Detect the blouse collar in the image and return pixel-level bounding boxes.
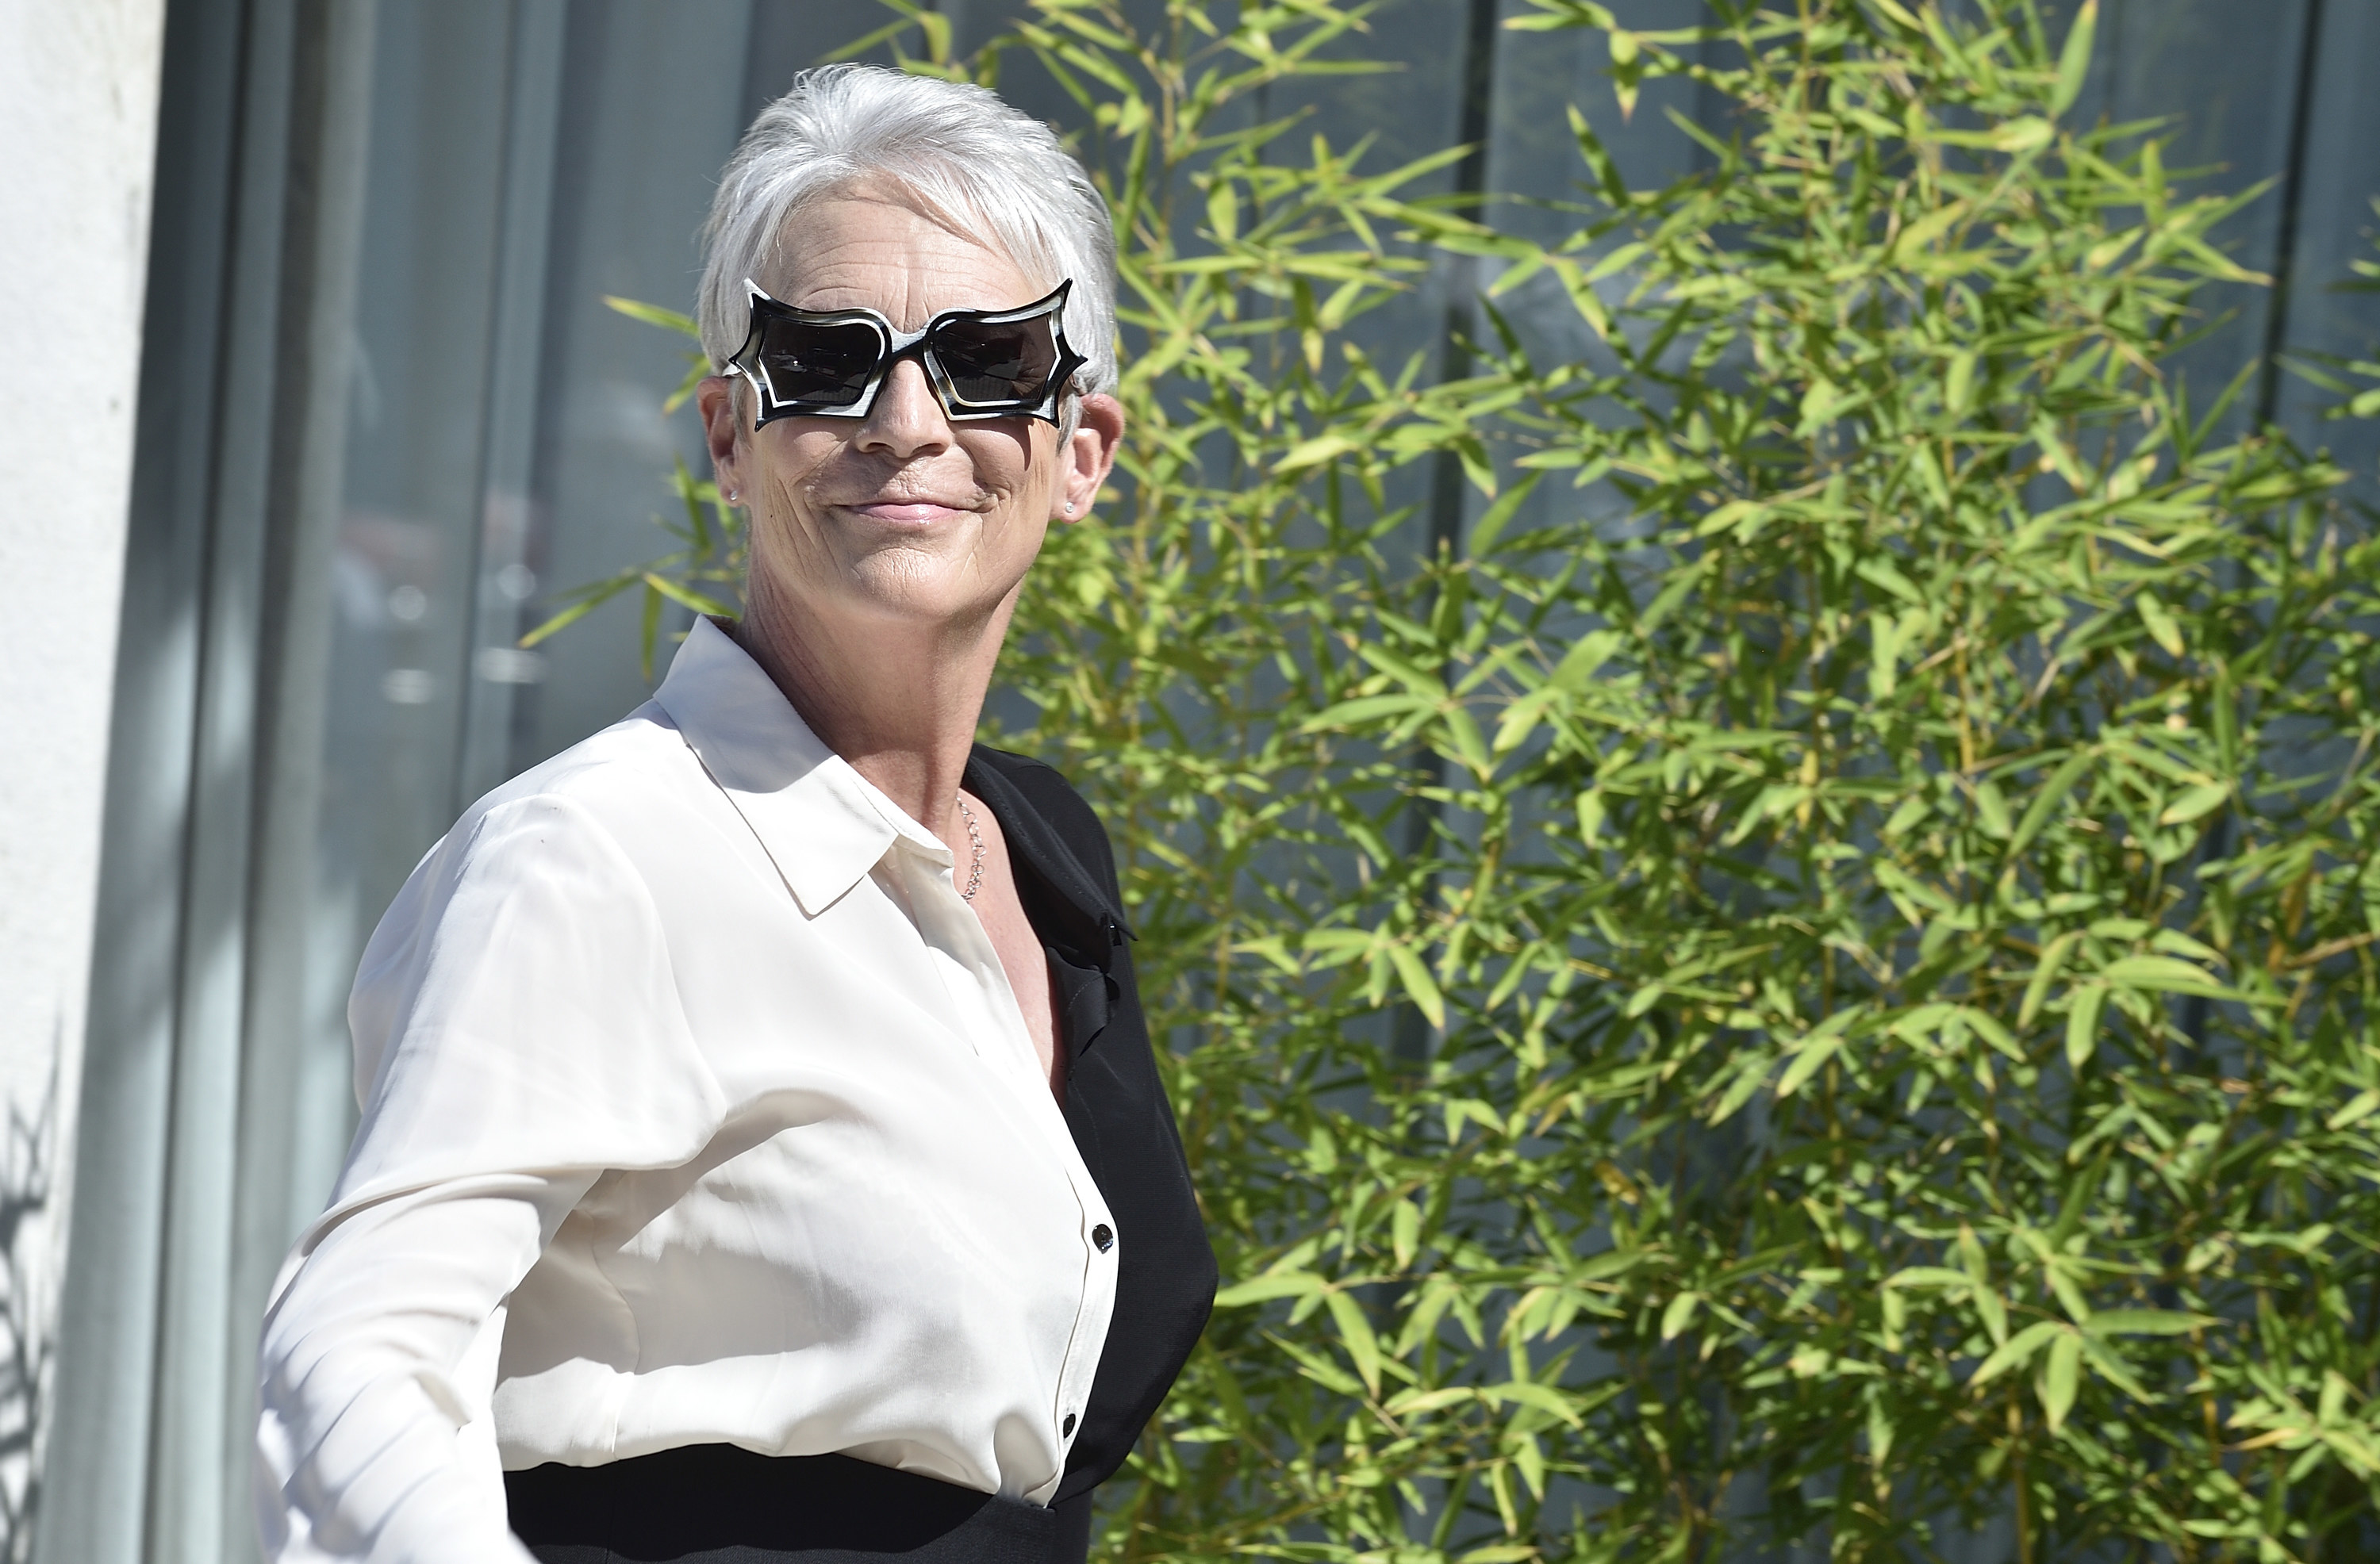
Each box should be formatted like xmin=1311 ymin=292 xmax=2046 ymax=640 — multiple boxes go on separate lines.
xmin=651 ymin=617 xmax=1130 ymax=953
xmin=651 ymin=616 xmax=949 ymax=917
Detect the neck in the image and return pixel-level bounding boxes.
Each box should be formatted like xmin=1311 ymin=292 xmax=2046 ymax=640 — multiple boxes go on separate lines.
xmin=733 ymin=569 xmax=1013 ymax=838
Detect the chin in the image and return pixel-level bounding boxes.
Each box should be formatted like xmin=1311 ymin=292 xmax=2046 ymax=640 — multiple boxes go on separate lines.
xmin=834 ymin=570 xmax=1017 ymax=633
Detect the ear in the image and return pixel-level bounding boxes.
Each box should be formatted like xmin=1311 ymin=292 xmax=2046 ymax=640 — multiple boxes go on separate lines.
xmin=1053 ymin=393 xmax=1124 ymax=523
xmin=697 ymin=374 xmax=747 ymax=504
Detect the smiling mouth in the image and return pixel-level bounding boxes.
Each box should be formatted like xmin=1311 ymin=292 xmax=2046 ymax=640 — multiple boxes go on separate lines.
xmin=844 ymin=498 xmax=979 ymax=523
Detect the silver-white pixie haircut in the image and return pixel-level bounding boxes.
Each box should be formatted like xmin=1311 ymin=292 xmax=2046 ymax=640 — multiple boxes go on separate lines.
xmin=697 ymin=65 xmax=1119 ymax=404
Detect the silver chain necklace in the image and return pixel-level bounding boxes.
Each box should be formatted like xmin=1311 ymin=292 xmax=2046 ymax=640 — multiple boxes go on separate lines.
xmin=954 ymin=795 xmax=986 ymax=903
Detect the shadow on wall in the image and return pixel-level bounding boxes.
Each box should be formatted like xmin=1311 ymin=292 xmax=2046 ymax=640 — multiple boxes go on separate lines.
xmin=0 ymin=1063 xmax=53 ymax=1564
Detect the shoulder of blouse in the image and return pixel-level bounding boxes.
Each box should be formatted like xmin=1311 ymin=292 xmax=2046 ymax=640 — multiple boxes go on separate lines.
xmin=964 ymin=746 xmax=1130 ymax=947
xmin=334 ymin=713 xmax=735 ymax=1214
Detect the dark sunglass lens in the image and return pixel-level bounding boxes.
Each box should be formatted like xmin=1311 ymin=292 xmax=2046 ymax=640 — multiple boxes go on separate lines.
xmin=757 ymin=320 xmax=881 ymax=408
xmin=934 ymin=318 xmax=1058 ymax=406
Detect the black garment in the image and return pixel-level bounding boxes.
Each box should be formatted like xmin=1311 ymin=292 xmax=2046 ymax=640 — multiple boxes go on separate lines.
xmin=509 ymin=748 xmax=1215 ymax=1561
xmin=509 ymin=1447 xmax=1092 ymax=1564
xmin=965 ymin=744 xmax=1217 ymax=1501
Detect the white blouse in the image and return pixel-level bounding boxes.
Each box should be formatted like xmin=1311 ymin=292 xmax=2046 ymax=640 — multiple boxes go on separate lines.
xmin=254 ymin=618 xmax=1119 ymax=1564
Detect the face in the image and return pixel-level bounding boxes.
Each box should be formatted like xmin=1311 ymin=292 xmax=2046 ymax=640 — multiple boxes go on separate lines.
xmin=698 ymin=188 xmax=1120 ymax=645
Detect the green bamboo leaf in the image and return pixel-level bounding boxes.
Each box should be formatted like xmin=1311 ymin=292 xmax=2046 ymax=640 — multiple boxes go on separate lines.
xmin=1391 ymin=1199 xmax=1422 ymax=1270
xmin=1971 ymin=1320 xmax=2064 ymax=1386
xmin=1491 ymin=687 xmax=1563 ymax=756
xmin=2086 ymin=1309 xmax=2213 ymax=1336
xmin=2021 ymin=932 xmax=2080 ymax=1030
xmin=1974 ymin=779 xmax=2013 ymax=839
xmin=1323 ymin=1289 xmax=1383 ymax=1397
xmin=2159 ymin=781 xmax=2230 ymax=825
xmin=1214 ymin=1272 xmax=1327 ymax=1308
xmin=517 ymin=574 xmax=638 ymax=647
xmin=1298 ymin=694 xmax=1435 ymax=731
xmin=1695 ymin=498 xmax=1766 ymax=538
xmin=1890 ymin=200 xmax=1967 ymax=264
xmin=1868 ymin=608 xmax=1906 ymax=697
xmin=640 ymin=572 xmax=737 ymax=618
xmin=1393 ymin=1276 xmax=1463 ymax=1356
xmin=1437 ymin=706 xmax=1494 ymax=778
xmin=2040 ymin=1328 xmax=2082 ymax=1433
xmin=1485 ymin=1381 xmax=1587 ymax=1428
xmin=2077 ymin=1336 xmax=2154 ymax=1399
xmin=1944 ymin=348 xmax=1979 ymax=414
xmin=2102 ymin=955 xmax=2227 ymax=995
xmin=1549 ymin=630 xmax=1626 ymax=692
xmin=1958 ymin=1006 xmax=2025 ymax=1063
xmin=2328 ymin=1088 xmax=2380 ymax=1131
xmin=1974 ymin=1286 xmax=2010 ymax=1349
xmin=1706 ymin=1052 xmax=1775 ymax=1125
xmin=2136 ymin=592 xmax=2186 ymax=657
xmin=1777 ymin=1032 xmax=1847 ymax=1098
xmin=2065 ymin=982 xmax=2108 ymax=1071
xmin=1988 ymin=116 xmax=2054 ymax=152
xmin=1608 ymin=29 xmax=1640 ymax=120
xmin=639 ymin=579 xmax=663 ymax=681
xmin=2050 ymin=0 xmax=2097 ymax=117
xmin=1385 ymin=1385 xmax=1475 ymax=1418
xmin=2007 ymin=749 xmax=2094 ymax=858
xmin=1511 ymin=1431 xmax=1546 ymax=1499
xmin=818 ymin=3 xmax=934 ymax=64
xmin=1466 ymin=470 xmax=1545 ymax=555
xmin=1384 ymin=940 xmax=1448 ymax=1029
xmin=1275 ymin=431 xmax=1361 ymax=472
xmin=602 ymin=293 xmax=700 ymax=339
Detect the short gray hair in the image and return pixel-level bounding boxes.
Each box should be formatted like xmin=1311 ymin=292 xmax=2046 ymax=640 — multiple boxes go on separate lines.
xmin=697 ymin=65 xmax=1119 ymax=403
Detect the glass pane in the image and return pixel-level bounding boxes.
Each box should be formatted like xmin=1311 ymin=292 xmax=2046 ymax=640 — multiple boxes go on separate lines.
xmin=286 ymin=0 xmax=757 ymax=1234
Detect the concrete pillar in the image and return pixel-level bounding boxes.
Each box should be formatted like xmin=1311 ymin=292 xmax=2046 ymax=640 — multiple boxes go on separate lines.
xmin=0 ymin=0 xmax=170 ymax=1551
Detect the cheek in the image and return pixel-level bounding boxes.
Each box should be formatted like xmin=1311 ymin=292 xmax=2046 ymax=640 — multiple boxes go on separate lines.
xmin=753 ymin=431 xmax=839 ymax=504
xmin=960 ymin=426 xmax=1054 ymax=502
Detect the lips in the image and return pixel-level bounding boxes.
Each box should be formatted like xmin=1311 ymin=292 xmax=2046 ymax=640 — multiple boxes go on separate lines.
xmin=850 ymin=500 xmax=970 ymax=521
xmin=839 ymin=493 xmax=988 ymax=525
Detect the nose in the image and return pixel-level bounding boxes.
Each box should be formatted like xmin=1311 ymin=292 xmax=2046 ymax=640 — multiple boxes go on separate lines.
xmin=854 ymin=354 xmax=951 ymax=459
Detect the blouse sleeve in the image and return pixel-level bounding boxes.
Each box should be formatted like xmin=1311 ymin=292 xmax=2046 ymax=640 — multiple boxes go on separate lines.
xmin=255 ymin=793 xmax=727 ymax=1563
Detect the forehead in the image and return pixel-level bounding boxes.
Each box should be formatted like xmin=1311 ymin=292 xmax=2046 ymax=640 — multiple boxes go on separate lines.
xmin=771 ymin=189 xmax=1040 ymax=330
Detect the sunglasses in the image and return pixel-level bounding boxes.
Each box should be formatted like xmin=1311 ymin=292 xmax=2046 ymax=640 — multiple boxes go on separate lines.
xmin=724 ymin=278 xmax=1087 ymax=428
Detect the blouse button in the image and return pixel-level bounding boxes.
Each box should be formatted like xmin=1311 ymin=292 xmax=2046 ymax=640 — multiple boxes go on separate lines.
xmin=1062 ymin=1413 xmax=1077 ymax=1437
xmin=1092 ymin=1224 xmax=1114 ymax=1252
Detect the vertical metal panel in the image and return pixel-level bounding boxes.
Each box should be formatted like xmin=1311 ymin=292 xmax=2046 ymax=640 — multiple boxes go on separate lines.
xmin=145 ymin=0 xmax=363 ymax=1554
xmin=2099 ymin=0 xmax=2320 ymax=437
xmin=201 ymin=4 xmax=379 ymax=1556
xmin=2270 ymin=0 xmax=2380 ymax=487
xmin=39 ymin=0 xmax=260 ymax=1554
xmin=455 ymin=0 xmax=569 ymax=811
xmin=1393 ymin=0 xmax=1505 ymax=1068
xmin=2253 ymin=0 xmax=2330 ymax=428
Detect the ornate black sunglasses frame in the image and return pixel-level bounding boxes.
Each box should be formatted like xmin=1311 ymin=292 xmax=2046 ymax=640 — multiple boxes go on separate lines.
xmin=724 ymin=278 xmax=1086 ymax=428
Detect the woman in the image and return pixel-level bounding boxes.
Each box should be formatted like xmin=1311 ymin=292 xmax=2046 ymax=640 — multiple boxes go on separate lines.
xmin=255 ymin=65 xmax=1215 ymax=1564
